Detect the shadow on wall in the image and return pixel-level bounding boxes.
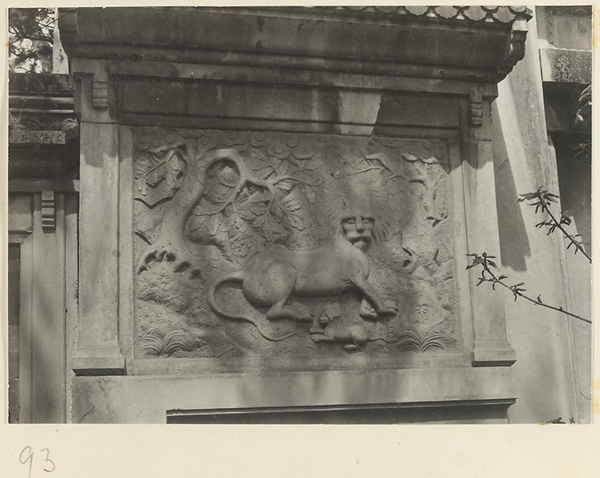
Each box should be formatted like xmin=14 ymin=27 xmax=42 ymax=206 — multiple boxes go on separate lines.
xmin=490 ymin=104 xmax=531 ymax=272
xmin=551 ymin=132 xmax=592 ymax=257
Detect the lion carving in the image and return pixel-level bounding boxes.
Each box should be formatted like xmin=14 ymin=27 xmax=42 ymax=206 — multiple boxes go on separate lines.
xmin=206 ymin=187 xmax=397 ymax=340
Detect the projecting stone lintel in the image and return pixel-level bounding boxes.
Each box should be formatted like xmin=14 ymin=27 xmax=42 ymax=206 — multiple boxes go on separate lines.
xmin=59 ymin=7 xmax=531 ymax=84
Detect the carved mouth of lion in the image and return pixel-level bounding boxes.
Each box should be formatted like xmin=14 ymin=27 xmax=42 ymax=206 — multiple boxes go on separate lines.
xmin=349 ymin=236 xmax=371 ymax=249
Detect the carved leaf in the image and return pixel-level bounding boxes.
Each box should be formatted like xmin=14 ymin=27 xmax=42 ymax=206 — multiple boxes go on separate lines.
xmin=252 ymin=213 xmax=266 ymax=229
xmin=278 ymin=196 xmax=304 ymax=231
xmin=249 ymin=201 xmax=269 ymax=217
xmin=134 ymin=201 xmax=165 ymax=244
xmin=263 ymin=216 xmax=287 ymax=242
xmin=280 ymin=192 xmax=302 ymax=212
xmin=237 ymin=207 xmax=256 ymax=222
xmin=207 ymin=214 xmax=219 ymax=236
xmin=286 ymin=210 xmax=305 ymax=231
xmin=292 ymin=141 xmax=314 ymax=160
xmin=270 ymin=202 xmax=284 ymax=223
xmin=396 ymin=330 xmax=446 ymax=353
xmin=187 ymin=212 xmax=206 ymax=233
xmin=227 ymin=215 xmax=246 ymax=240
xmin=134 ymin=149 xmax=185 ymax=207
xmin=274 ymin=160 xmax=288 ymax=176
xmin=304 ymin=186 xmax=316 ymax=204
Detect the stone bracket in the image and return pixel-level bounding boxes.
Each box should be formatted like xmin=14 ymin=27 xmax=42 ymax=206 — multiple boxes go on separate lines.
xmin=470 ymin=90 xmax=483 ymax=127
xmin=92 ymin=80 xmax=109 ymax=109
xmin=472 ymin=341 xmax=517 ymax=367
xmin=41 ymin=190 xmax=56 ymax=231
xmin=72 ymin=347 xmax=127 ymax=376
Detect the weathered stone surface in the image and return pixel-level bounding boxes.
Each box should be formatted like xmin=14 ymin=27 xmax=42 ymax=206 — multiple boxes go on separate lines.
xmin=9 ymin=129 xmax=65 ymax=144
xmin=539 ymin=48 xmax=592 ymax=84
xmin=8 ymin=194 xmax=32 ymax=232
xmin=72 ymin=122 xmax=125 ymax=375
xmin=72 ymin=367 xmax=516 ymax=423
xmin=542 ymin=6 xmax=592 ymax=50
xmin=133 ymin=129 xmax=459 ymax=362
xmin=9 ymin=143 xmax=79 ymax=181
xmin=9 ymin=72 xmax=73 ymax=95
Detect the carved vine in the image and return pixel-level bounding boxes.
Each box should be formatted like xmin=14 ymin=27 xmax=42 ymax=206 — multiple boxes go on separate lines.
xmin=134 ymin=131 xmax=322 ymax=273
xmin=350 ymin=151 xmax=446 ymax=227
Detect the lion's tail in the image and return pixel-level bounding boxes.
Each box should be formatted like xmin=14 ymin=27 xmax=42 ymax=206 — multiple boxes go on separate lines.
xmin=207 ymin=271 xmax=296 ymax=342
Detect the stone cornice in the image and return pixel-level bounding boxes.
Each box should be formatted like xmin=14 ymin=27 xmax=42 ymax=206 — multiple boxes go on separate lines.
xmin=59 ymin=7 xmax=532 ymax=85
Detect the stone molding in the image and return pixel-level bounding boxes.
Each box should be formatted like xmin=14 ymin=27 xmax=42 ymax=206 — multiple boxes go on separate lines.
xmin=9 ymin=73 xmax=79 ymax=142
xmin=8 ymin=73 xmax=80 ymax=185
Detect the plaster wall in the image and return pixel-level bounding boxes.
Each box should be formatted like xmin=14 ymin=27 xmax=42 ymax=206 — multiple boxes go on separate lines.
xmin=492 ymin=15 xmax=587 ymax=423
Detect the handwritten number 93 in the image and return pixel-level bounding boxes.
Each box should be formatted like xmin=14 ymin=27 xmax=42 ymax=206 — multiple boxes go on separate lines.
xmin=19 ymin=446 xmax=55 ymax=477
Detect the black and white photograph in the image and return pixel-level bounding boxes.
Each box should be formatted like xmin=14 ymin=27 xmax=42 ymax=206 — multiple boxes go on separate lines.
xmin=2 ymin=2 xmax=597 ymax=475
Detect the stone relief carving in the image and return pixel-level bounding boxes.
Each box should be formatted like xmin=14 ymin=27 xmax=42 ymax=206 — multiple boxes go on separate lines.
xmin=133 ymin=129 xmax=460 ymax=359
xmin=206 ymin=184 xmax=397 ymax=341
xmin=544 ymin=6 xmax=592 ymax=47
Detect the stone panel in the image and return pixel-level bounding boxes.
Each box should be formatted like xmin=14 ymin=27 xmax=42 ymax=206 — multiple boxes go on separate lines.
xmin=132 ymin=129 xmax=461 ymax=365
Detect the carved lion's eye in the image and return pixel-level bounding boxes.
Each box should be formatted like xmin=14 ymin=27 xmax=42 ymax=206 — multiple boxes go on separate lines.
xmin=362 ymin=217 xmax=374 ymax=224
xmin=343 ymin=218 xmax=355 ymax=225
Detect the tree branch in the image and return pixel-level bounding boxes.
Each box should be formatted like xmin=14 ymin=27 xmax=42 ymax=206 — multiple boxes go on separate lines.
xmin=467 ymin=252 xmax=591 ymax=324
xmin=519 ymin=188 xmax=591 ymax=263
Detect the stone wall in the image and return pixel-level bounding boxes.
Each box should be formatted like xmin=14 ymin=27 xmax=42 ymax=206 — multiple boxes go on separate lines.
xmin=55 ymin=7 xmax=535 ymax=423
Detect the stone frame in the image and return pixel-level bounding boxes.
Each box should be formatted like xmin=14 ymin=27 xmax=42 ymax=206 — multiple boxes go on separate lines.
xmin=118 ymin=125 xmax=472 ymax=374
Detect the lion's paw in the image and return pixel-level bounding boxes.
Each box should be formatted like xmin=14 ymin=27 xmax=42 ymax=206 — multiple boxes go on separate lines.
xmin=136 ymin=243 xmax=201 ymax=280
xmin=286 ymin=305 xmax=312 ymax=322
xmin=378 ymin=306 xmax=398 ymax=318
xmin=359 ymin=300 xmax=378 ymax=320
xmin=295 ymin=311 xmax=313 ymax=322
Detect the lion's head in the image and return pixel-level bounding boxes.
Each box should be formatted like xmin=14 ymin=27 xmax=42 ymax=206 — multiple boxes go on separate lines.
xmin=323 ymin=182 xmax=391 ymax=250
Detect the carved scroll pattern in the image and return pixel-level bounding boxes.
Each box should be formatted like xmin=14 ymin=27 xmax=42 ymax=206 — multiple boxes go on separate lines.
xmin=133 ymin=129 xmax=460 ymax=359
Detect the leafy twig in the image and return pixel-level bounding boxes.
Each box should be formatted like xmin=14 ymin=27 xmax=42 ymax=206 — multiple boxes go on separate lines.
xmin=519 ymin=188 xmax=591 ymax=263
xmin=467 ymin=253 xmax=591 ymax=324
